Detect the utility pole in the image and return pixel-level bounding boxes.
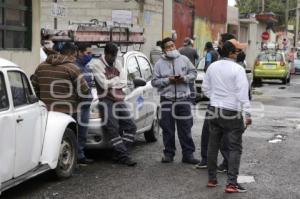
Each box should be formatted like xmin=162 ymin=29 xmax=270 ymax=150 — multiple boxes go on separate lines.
xmin=285 ymin=0 xmax=289 ymax=29
xmin=296 ymin=0 xmax=300 ymax=45
xmin=262 ymin=0 xmax=265 ymax=13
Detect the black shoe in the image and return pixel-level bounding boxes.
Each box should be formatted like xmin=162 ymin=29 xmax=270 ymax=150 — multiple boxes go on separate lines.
xmin=78 ymin=158 xmax=94 ymax=165
xmin=161 ymin=156 xmax=174 ymax=163
xmin=217 ymin=164 xmax=228 ymax=173
xmin=115 ymin=157 xmax=137 ymax=167
xmin=194 ymin=160 xmax=207 ymax=169
xmin=182 ymin=157 xmax=200 ymax=165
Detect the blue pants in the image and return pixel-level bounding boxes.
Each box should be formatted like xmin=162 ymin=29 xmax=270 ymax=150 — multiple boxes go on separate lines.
xmin=159 ymin=99 xmax=196 ymax=158
xmin=77 ymin=104 xmax=91 ymax=160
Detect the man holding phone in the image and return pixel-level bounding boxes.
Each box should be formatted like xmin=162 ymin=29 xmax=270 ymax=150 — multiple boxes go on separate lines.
xmin=151 ymin=37 xmax=199 ymax=164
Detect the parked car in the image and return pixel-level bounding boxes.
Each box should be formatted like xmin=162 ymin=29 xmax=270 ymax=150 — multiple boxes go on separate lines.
xmin=253 ymin=51 xmax=291 ymax=84
xmin=0 ymin=58 xmax=77 ymax=194
xmin=86 ymin=51 xmax=160 ymax=149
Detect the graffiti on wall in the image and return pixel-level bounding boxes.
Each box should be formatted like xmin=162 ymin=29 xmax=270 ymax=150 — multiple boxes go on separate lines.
xmin=193 ymin=17 xmax=225 ymax=56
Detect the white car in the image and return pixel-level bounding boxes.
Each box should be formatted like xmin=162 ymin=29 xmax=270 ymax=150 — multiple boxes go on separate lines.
xmin=0 ymin=58 xmax=77 ymax=194
xmin=86 ymin=51 xmax=160 ymax=149
xmin=194 ymin=57 xmax=206 ymax=100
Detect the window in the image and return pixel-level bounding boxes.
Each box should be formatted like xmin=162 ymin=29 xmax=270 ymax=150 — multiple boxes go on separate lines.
xmin=0 ymin=0 xmax=32 ymax=49
xmin=0 ymin=72 xmax=9 ymax=110
xmin=127 ymin=56 xmax=141 ymax=82
xmin=8 ymin=71 xmax=33 ymax=107
xmin=137 ymin=56 xmax=152 ymax=81
xmin=258 ymin=52 xmax=283 ymax=62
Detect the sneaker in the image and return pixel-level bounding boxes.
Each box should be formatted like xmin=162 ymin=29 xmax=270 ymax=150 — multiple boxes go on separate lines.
xmin=161 ymin=156 xmax=174 ymax=163
xmin=116 ymin=157 xmax=137 ymax=167
xmin=78 ymin=158 xmax=94 ymax=165
xmin=207 ymin=180 xmax=218 ymax=188
xmin=194 ymin=161 xmax=207 ymax=169
xmin=225 ymin=183 xmax=247 ymax=193
xmin=217 ymin=164 xmax=228 ymax=173
xmin=182 ymin=157 xmax=200 ymax=165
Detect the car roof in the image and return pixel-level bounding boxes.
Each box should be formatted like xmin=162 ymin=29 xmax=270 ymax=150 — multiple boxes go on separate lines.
xmin=0 ymin=58 xmax=18 ymax=68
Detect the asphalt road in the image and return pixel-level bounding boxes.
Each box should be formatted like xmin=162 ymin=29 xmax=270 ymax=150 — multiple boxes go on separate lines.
xmin=2 ymin=76 xmax=300 ymax=199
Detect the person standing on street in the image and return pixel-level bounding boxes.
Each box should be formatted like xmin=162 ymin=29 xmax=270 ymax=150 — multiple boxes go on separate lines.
xmin=195 ymin=34 xmax=236 ymax=170
xmin=179 ymin=37 xmax=199 ymax=104
xmin=75 ymin=43 xmax=95 ymax=165
xmin=152 ymin=37 xmax=199 ymax=164
xmin=202 ymin=39 xmax=252 ymax=193
xmin=150 ymin=40 xmax=163 ymax=65
xmin=204 ymin=42 xmax=218 ymax=72
xmin=31 ymin=42 xmax=90 ymax=164
xmin=88 ymin=42 xmax=137 ymax=167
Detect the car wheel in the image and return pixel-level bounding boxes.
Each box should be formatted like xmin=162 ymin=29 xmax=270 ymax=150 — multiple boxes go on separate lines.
xmin=253 ymin=77 xmax=261 ymax=85
xmin=144 ymin=108 xmax=160 ymax=143
xmin=287 ymin=75 xmax=291 ymax=84
xmin=282 ymin=77 xmax=287 ymax=85
xmin=55 ymin=128 xmax=77 ymax=179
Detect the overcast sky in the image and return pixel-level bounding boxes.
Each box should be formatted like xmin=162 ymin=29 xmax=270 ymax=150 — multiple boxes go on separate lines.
xmin=228 ymin=0 xmax=236 ymax=6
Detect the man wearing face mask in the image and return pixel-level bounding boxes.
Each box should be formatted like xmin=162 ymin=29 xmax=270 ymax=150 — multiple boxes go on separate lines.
xmin=75 ymin=42 xmax=94 ymax=165
xmin=202 ymin=39 xmax=251 ymax=193
xmin=88 ymin=42 xmax=137 ymax=167
xmin=152 ymin=37 xmax=199 ymax=164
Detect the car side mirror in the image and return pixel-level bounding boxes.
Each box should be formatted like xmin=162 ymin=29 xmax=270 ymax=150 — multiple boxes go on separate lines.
xmin=246 ymin=69 xmax=252 ymax=74
xmin=133 ymin=78 xmax=147 ymax=88
xmin=28 ymin=95 xmax=39 ymax=103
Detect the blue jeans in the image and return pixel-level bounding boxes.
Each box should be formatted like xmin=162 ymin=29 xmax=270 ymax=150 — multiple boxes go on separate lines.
xmin=159 ymin=99 xmax=196 ymax=158
xmin=77 ymin=104 xmax=91 ymax=160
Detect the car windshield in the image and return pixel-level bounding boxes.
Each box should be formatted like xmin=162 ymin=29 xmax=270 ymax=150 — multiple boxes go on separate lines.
xmin=258 ymin=52 xmax=283 ymax=62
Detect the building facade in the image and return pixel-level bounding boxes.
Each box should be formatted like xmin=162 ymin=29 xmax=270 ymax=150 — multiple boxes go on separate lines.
xmin=0 ymin=0 xmax=41 ymax=75
xmin=41 ymin=0 xmax=173 ymax=58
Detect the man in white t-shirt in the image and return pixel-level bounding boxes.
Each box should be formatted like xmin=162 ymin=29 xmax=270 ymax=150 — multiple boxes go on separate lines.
xmin=202 ymin=39 xmax=252 ymax=193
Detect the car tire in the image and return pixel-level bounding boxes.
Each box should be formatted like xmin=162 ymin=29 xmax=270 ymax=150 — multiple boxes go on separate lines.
xmin=282 ymin=77 xmax=287 ymax=85
xmin=144 ymin=108 xmax=160 ymax=143
xmin=287 ymin=75 xmax=291 ymax=84
xmin=54 ymin=128 xmax=77 ymax=179
xmin=253 ymin=77 xmax=261 ymax=85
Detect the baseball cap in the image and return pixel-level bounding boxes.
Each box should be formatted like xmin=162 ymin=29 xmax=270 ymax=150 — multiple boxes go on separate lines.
xmin=228 ymin=39 xmax=247 ymax=49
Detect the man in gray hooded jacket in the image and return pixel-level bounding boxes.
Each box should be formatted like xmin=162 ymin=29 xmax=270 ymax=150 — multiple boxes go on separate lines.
xmin=151 ymin=37 xmax=199 ymax=164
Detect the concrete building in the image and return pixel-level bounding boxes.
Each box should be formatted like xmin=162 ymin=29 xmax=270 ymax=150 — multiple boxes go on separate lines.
xmin=41 ymin=0 xmax=173 ymax=58
xmin=0 ymin=0 xmax=41 ymax=75
xmin=227 ymin=6 xmax=239 ymax=39
xmin=239 ymin=13 xmax=277 ymax=68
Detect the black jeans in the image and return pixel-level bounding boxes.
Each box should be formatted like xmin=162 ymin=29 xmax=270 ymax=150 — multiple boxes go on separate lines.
xmin=200 ymin=109 xmax=229 ymax=166
xmin=99 ymin=98 xmax=137 ymax=160
xmin=207 ymin=107 xmax=245 ymax=185
xmin=159 ymin=99 xmax=196 ymax=158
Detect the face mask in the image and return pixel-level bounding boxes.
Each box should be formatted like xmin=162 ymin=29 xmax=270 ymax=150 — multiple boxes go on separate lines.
xmin=166 ymin=50 xmax=180 ymax=58
xmin=80 ymin=54 xmax=93 ymax=66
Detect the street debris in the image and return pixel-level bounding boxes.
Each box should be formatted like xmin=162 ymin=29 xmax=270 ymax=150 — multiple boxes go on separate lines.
xmin=268 ymin=134 xmax=287 ymax=143
xmin=237 ymin=175 xmax=255 ymax=184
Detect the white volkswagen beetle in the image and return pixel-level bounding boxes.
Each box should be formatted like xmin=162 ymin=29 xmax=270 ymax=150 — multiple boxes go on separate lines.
xmin=0 ymin=58 xmax=77 ymax=194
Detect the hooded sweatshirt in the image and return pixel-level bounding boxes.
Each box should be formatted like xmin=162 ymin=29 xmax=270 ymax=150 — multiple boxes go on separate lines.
xmin=151 ymin=53 xmax=197 ymax=101
xmin=31 ymin=54 xmax=90 ymax=114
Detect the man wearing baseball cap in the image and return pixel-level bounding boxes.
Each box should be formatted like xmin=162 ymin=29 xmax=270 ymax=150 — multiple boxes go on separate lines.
xmin=202 ymin=39 xmax=252 ymax=193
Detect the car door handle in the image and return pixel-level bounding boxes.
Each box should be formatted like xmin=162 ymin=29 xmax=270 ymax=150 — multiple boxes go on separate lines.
xmin=16 ymin=118 xmax=24 ymax=123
